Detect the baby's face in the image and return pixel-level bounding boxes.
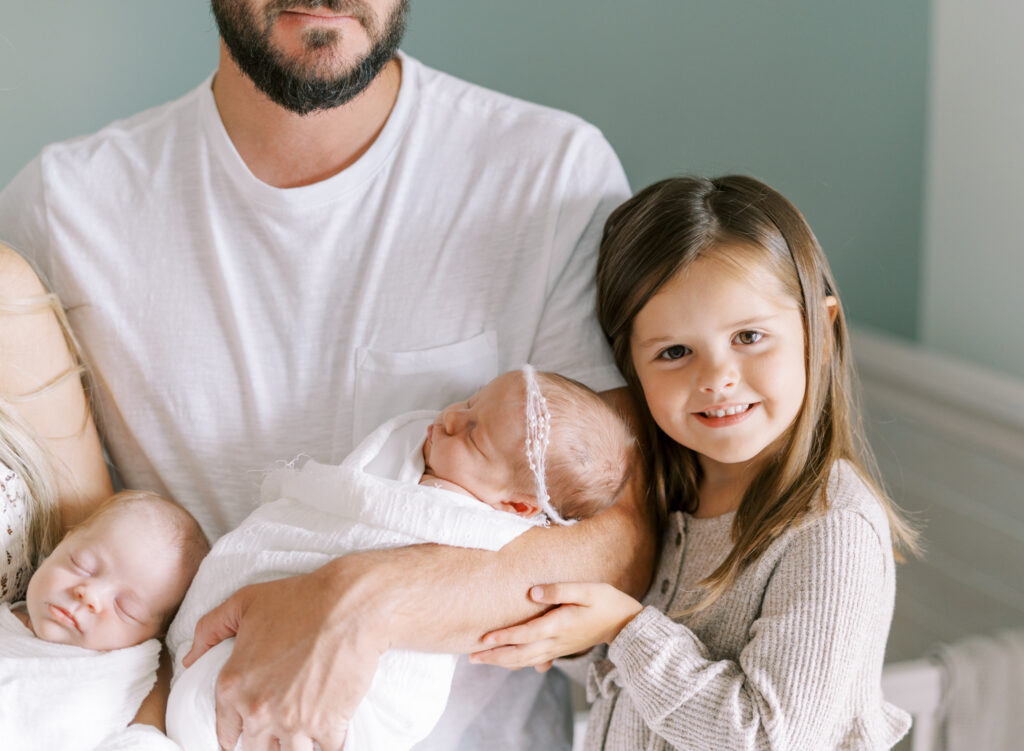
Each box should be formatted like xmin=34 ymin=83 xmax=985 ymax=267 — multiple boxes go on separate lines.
xmin=25 ymin=509 xmax=187 ymax=651
xmin=422 ymin=372 xmax=527 ymax=506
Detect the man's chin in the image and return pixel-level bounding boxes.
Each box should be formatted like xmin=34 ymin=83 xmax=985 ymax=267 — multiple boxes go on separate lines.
xmin=215 ymin=0 xmax=408 ymax=114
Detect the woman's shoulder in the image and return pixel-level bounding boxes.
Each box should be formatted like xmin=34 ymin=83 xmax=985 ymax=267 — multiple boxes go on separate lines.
xmin=0 ymin=243 xmax=48 ymax=298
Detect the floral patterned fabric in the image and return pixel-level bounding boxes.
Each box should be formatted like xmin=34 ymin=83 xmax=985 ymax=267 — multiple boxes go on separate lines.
xmin=0 ymin=460 xmax=32 ymax=603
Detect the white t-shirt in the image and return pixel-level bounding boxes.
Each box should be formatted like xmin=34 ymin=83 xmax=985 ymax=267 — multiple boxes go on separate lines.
xmin=0 ymin=52 xmax=627 ymax=538
xmin=0 ymin=53 xmax=629 ymax=749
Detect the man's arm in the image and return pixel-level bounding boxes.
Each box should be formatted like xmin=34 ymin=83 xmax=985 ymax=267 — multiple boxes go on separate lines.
xmin=186 ymin=398 xmax=654 ymax=749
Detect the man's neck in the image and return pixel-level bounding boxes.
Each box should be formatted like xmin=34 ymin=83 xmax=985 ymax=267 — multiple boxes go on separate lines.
xmin=211 ymin=43 xmax=402 ymax=189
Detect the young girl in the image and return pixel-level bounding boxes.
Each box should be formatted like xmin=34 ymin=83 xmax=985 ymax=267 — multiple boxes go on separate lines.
xmin=473 ymin=175 xmax=918 ymax=750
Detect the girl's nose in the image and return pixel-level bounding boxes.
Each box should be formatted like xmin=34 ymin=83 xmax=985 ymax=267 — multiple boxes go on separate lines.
xmin=73 ymin=583 xmax=101 ymax=613
xmin=699 ymin=361 xmax=738 ymax=394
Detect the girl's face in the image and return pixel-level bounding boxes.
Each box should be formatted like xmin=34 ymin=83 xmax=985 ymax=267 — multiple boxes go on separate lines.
xmin=629 ymin=253 xmax=807 ymax=478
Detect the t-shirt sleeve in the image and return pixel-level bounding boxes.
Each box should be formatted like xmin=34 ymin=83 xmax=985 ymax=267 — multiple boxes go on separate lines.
xmin=528 ymin=127 xmax=630 ymax=393
xmin=0 ymin=156 xmax=53 ymax=283
xmin=606 ymin=511 xmax=892 ymax=750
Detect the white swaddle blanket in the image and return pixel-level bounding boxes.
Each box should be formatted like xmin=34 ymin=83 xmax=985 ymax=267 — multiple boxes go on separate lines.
xmin=166 ymin=411 xmax=535 ymax=751
xmin=0 ymin=603 xmax=176 ymax=751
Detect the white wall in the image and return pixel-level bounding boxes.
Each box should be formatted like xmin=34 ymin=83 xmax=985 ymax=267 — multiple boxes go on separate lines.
xmin=921 ymin=0 xmax=1024 ymax=379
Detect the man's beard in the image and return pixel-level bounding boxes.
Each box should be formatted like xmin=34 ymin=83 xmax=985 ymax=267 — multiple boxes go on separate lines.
xmin=211 ymin=0 xmax=409 ymax=116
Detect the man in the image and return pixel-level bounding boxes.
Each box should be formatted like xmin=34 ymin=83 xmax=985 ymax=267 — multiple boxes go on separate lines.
xmin=0 ymin=1 xmax=654 ymax=748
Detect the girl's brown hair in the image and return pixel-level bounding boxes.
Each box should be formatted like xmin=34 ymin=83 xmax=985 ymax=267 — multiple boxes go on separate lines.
xmin=596 ymin=175 xmax=918 ymax=613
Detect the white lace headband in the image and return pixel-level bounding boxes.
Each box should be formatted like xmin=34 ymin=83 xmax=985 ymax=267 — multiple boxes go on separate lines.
xmin=522 ymin=364 xmax=576 ymax=526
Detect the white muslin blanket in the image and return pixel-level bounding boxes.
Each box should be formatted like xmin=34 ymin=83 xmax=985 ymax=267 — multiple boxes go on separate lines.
xmin=166 ymin=411 xmax=535 ymax=751
xmin=0 ymin=603 xmax=177 ymax=750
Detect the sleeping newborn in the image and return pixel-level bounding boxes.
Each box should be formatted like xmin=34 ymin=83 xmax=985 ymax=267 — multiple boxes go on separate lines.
xmin=167 ymin=366 xmax=633 ymax=751
xmin=1 ymin=491 xmax=208 ymax=751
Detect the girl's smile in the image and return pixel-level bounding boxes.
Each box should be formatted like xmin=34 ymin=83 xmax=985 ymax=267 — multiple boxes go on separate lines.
xmin=630 ymin=251 xmax=808 ymax=479
xmin=693 ymin=401 xmax=759 ymax=426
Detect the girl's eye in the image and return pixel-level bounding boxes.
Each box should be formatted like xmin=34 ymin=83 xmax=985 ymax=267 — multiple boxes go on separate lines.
xmin=735 ymin=330 xmax=764 ymax=345
xmin=657 ymin=345 xmax=690 ymax=361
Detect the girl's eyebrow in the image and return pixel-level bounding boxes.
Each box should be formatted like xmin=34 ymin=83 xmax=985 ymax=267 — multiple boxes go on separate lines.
xmin=634 ymin=335 xmax=676 ymax=349
xmin=726 ymin=313 xmax=781 ymax=329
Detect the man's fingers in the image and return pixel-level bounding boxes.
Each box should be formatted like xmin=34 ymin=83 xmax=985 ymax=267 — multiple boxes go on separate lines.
xmin=184 ymin=596 xmax=246 ymax=667
xmin=238 ymin=728 xmax=279 ymax=751
xmin=278 ymin=736 xmax=315 ymax=751
xmin=214 ymin=690 xmax=243 ymax=751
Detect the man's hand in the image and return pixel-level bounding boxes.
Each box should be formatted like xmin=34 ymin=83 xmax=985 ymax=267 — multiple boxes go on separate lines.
xmin=183 ymin=561 xmax=387 ymax=751
xmin=469 ymin=583 xmax=643 ymax=671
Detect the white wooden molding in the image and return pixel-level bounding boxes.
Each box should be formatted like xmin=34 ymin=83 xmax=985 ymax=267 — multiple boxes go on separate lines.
xmin=852 ymin=326 xmax=1024 ymax=467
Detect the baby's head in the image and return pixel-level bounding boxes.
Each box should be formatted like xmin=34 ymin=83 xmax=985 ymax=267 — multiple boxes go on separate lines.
xmin=422 ymin=368 xmax=633 ymax=524
xmin=24 ymin=490 xmax=209 ymax=651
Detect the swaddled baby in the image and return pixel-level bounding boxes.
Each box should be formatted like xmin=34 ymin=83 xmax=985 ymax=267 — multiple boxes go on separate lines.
xmin=167 ymin=366 xmax=633 ymax=751
xmin=1 ymin=490 xmax=209 ymax=751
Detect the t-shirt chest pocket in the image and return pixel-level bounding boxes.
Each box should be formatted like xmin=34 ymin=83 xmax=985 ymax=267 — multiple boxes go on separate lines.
xmin=350 ymin=330 xmax=500 ymax=448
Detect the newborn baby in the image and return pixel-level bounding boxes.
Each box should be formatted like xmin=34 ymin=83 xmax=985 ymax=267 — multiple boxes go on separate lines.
xmin=167 ymin=366 xmax=633 ymax=751
xmin=419 ymin=366 xmax=632 ymax=524
xmin=1 ymin=490 xmax=209 ymax=751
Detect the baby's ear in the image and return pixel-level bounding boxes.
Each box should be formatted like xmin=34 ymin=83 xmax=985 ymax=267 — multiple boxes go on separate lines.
xmin=497 ymin=492 xmax=540 ymax=518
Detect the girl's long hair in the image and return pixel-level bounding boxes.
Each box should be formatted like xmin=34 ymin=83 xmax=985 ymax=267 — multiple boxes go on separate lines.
xmin=0 ymin=285 xmax=90 ymax=572
xmin=596 ymin=175 xmax=919 ymax=613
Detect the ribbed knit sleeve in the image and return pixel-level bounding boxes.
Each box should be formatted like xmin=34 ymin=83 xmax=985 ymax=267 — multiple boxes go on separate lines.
xmin=606 ymin=510 xmax=889 ymax=750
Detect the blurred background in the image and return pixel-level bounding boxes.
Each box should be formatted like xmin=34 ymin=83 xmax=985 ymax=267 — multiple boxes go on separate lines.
xmin=3 ymin=0 xmax=1022 ymax=693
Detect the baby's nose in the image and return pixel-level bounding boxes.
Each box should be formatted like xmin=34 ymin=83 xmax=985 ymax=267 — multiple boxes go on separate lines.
xmin=73 ymin=583 xmax=101 ymax=613
xmin=442 ymin=407 xmax=465 ymax=434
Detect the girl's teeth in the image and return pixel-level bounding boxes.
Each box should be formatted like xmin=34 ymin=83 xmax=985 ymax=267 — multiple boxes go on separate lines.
xmin=704 ymin=404 xmax=750 ymax=418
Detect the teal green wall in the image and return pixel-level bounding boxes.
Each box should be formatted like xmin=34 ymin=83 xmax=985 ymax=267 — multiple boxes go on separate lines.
xmin=403 ymin=2 xmax=931 ymax=338
xmin=1 ymin=3 xmax=217 ymax=181
xmin=2 ymin=1 xmax=930 ymax=338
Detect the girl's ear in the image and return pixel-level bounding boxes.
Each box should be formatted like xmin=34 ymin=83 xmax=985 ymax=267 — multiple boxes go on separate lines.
xmin=824 ymin=295 xmax=839 ymax=325
xmin=497 ymin=493 xmax=540 ymax=518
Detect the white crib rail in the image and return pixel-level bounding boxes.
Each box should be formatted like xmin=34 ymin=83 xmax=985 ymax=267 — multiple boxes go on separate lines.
xmin=882 ymin=658 xmax=944 ymax=751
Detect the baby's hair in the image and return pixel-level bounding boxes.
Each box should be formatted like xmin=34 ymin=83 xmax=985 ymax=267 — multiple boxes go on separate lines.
xmin=596 ymin=175 xmax=918 ymax=612
xmin=71 ymin=489 xmax=210 ymax=631
xmin=517 ymin=372 xmax=634 ymax=522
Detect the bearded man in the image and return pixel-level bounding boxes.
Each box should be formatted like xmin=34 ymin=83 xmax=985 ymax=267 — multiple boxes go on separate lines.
xmin=0 ymin=2 xmax=653 ymax=749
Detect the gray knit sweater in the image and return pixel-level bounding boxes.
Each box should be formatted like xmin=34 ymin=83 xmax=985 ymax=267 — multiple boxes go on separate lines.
xmin=570 ymin=461 xmax=911 ymax=750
